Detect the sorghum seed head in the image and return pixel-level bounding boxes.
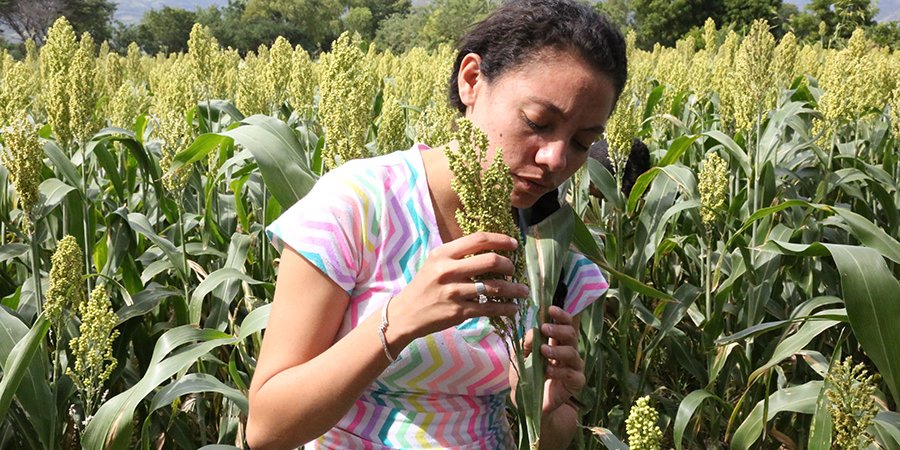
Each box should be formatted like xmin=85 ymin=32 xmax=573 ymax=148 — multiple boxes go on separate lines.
xmin=825 ymin=357 xmax=880 ymax=450
xmin=44 ymin=235 xmax=84 ymax=322
xmin=699 ymin=153 xmax=729 ymax=226
xmin=625 ymin=395 xmax=663 ymax=450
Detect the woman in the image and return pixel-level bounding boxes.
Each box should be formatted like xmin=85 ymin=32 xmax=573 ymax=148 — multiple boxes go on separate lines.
xmin=247 ymin=1 xmax=627 ymax=448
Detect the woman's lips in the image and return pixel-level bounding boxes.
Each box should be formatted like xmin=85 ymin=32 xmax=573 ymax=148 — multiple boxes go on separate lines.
xmin=512 ymin=174 xmax=550 ymax=194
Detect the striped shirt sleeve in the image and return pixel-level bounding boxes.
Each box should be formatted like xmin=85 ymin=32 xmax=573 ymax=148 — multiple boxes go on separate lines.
xmin=562 ymin=252 xmax=609 ymax=316
xmin=266 ymin=167 xmax=364 ymax=294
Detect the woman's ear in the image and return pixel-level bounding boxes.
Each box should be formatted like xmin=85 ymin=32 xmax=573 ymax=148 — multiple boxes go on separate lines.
xmin=457 ymin=53 xmax=482 ymax=112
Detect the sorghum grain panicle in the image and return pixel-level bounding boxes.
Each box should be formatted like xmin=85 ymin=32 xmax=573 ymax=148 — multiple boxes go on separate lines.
xmin=288 ymin=44 xmax=316 ymax=116
xmin=0 ymin=60 xmax=35 ymax=125
xmin=1 ymin=118 xmax=44 ymax=229
xmin=447 ymin=119 xmax=525 ymax=336
xmin=772 ymin=32 xmax=799 ymax=92
xmin=40 ymin=16 xmax=78 ymax=149
xmin=702 ymin=18 xmax=717 ymax=50
xmin=732 ymin=20 xmax=775 ymax=135
xmin=625 ymin=395 xmax=663 ymax=450
xmin=67 ymin=283 xmax=119 ymax=418
xmin=69 ymin=33 xmax=100 ymax=145
xmin=263 ymin=36 xmax=293 ymax=114
xmin=605 ymin=98 xmax=640 ymax=179
xmin=699 ymin=153 xmax=729 ymax=227
xmin=376 ymin=80 xmax=408 ymax=155
xmin=187 ymin=23 xmax=218 ymax=89
xmin=826 ymin=357 xmax=880 ymax=450
xmin=712 ymin=30 xmax=740 ymax=131
xmin=44 ymin=235 xmax=84 ymax=323
xmin=150 ymin=55 xmax=196 ymax=192
xmin=237 ymin=49 xmax=267 ymax=116
xmin=318 ymin=32 xmax=379 ymax=169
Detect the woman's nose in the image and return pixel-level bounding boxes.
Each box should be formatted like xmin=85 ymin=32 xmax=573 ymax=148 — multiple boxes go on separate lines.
xmin=535 ymin=140 xmax=567 ymax=172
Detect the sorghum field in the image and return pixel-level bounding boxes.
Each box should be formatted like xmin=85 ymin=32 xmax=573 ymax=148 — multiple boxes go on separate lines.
xmin=0 ymin=16 xmax=898 ymax=449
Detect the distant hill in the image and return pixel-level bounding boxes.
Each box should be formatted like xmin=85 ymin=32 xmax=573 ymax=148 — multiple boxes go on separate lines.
xmin=785 ymin=0 xmax=900 ymax=21
xmin=114 ymin=0 xmax=227 ymax=24
xmin=113 ymin=0 xmax=899 ymax=24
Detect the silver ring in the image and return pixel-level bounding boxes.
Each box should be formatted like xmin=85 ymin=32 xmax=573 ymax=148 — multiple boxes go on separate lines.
xmin=474 ymin=281 xmax=488 ymax=304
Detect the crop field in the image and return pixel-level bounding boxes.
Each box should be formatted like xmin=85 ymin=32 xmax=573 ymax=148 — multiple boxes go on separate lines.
xmin=0 ymin=16 xmax=898 ymax=449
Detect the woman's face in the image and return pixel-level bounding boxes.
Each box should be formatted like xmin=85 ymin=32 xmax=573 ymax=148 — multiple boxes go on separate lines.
xmin=457 ymin=49 xmax=617 ymax=208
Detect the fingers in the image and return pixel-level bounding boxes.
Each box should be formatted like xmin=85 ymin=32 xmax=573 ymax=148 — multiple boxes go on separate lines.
xmin=453 ymin=252 xmax=516 ymax=278
xmin=440 ymin=232 xmax=518 ymax=259
xmin=540 ymin=323 xmax=577 ymax=347
xmin=460 ymin=299 xmax=520 ymax=319
xmin=541 ymin=343 xmax=583 ymax=371
xmin=546 ymin=305 xmax=573 ymax=325
xmin=471 ymin=278 xmax=529 ymax=300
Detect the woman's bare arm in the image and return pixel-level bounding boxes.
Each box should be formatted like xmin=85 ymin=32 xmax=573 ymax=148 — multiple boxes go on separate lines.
xmin=247 ymin=233 xmax=525 ymax=450
xmin=246 ymin=248 xmax=406 ymax=449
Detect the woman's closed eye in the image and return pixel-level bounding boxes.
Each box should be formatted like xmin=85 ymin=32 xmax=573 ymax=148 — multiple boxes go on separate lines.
xmin=523 ymin=113 xmax=547 ymax=131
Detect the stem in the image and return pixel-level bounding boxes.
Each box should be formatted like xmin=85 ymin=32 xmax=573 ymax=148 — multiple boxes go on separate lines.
xmin=29 ymin=222 xmax=43 ymax=310
xmin=81 ymin=141 xmax=93 ymax=294
xmin=178 ymin=204 xmax=190 ymax=322
xmin=705 ymin=232 xmax=713 ymax=320
xmin=49 ymin=343 xmax=59 ymax=450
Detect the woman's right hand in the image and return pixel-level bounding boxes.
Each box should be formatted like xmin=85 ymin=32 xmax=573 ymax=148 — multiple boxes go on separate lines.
xmin=388 ymin=231 xmax=529 ymax=341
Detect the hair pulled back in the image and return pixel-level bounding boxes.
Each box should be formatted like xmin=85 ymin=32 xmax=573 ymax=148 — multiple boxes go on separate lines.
xmin=448 ymin=0 xmax=627 ymax=114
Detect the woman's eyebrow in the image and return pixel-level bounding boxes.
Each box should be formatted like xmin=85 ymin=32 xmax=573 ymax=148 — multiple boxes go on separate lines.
xmin=526 ymin=97 xmax=606 ymax=133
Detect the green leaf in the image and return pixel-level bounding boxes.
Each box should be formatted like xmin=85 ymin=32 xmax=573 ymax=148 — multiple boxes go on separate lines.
xmin=42 ymin=141 xmax=82 ymax=191
xmin=703 ymin=130 xmax=751 ymax=177
xmin=761 ymin=241 xmax=900 ymax=404
xmin=170 ymin=133 xmax=233 ymax=173
xmin=148 ymin=373 xmax=248 ymax=413
xmin=521 ymin=203 xmax=575 ymax=445
xmin=89 ymin=139 xmax=126 ymax=202
xmin=747 ymin=309 xmax=843 ymax=384
xmin=0 ymin=314 xmax=50 ymax=431
xmin=873 ymin=411 xmax=900 ymax=450
xmin=36 ymin=178 xmax=75 ymax=217
xmin=674 ymin=390 xmax=720 ymax=450
xmin=0 ymin=309 xmax=51 ymax=447
xmin=586 ymin=158 xmax=622 ymax=211
xmin=730 ymin=381 xmax=822 ymax=450
xmin=84 ymin=303 xmax=273 ymax=449
xmin=572 ymin=212 xmax=674 ymax=302
xmin=658 ymin=134 xmax=701 ymax=167
xmin=126 ymin=212 xmax=187 ymax=279
xmin=115 ymin=284 xmax=180 ymax=325
xmin=0 ymin=243 xmax=29 ymax=264
xmin=189 ymin=268 xmax=265 ymax=325
xmin=224 ymin=115 xmax=317 ymax=209
xmin=589 ymin=427 xmax=629 ymax=449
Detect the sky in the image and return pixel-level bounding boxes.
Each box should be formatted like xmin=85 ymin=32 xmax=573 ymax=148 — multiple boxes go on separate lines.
xmin=112 ymin=0 xmax=900 ymax=24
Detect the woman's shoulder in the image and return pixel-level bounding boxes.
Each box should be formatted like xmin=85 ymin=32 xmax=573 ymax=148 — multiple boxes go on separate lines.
xmin=325 ymin=144 xmax=430 ymax=185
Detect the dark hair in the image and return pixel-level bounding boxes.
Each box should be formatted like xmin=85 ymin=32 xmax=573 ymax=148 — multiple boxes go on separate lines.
xmin=448 ymin=0 xmax=628 ymax=114
xmin=588 ymin=139 xmax=651 ymax=196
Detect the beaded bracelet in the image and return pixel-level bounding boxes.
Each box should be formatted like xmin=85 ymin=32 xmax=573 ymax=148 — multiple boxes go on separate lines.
xmin=378 ymin=296 xmax=396 ymax=363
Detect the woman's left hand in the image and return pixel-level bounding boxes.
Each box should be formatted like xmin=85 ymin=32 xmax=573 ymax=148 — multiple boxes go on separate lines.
xmin=522 ymin=306 xmax=585 ymax=414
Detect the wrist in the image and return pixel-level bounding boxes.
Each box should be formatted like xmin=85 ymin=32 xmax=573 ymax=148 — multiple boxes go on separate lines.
xmin=381 ymin=295 xmax=416 ymax=360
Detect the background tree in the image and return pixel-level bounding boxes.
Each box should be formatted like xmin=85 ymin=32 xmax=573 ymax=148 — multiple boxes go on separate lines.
xmin=0 ymin=0 xmax=113 ymax=44
xmin=630 ymin=0 xmax=726 ymax=47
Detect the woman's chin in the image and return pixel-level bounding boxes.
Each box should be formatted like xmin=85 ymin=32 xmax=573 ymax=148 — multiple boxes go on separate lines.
xmin=510 ymin=192 xmax=540 ymax=210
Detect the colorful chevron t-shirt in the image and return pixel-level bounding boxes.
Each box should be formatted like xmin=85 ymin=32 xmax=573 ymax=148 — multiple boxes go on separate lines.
xmin=266 ymin=145 xmax=609 ymax=449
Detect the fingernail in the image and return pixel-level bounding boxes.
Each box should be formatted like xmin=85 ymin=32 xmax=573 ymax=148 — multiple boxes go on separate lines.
xmin=509 ymin=238 xmax=518 ymax=247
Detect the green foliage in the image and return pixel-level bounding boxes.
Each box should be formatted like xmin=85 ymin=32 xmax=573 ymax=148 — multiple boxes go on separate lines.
xmin=0 ymin=13 xmax=899 ymax=450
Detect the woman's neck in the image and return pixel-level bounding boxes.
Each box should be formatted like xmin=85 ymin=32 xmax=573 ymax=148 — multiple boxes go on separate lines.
xmin=420 ymin=145 xmax=464 ymax=244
